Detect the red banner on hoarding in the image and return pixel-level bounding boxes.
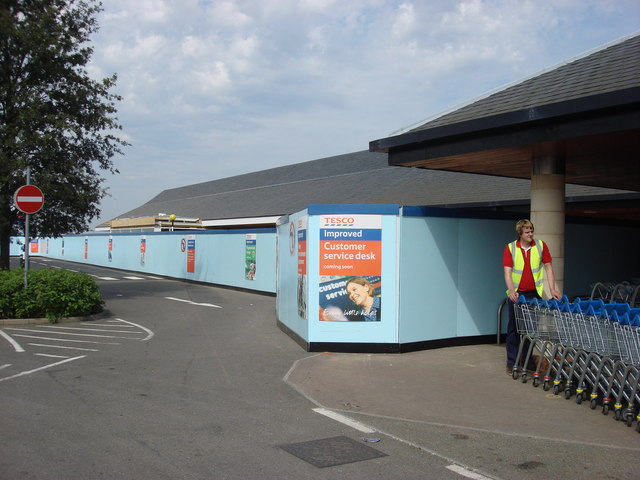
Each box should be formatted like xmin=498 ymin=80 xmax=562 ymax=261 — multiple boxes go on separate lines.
xmin=186 ymin=236 xmax=195 ymax=273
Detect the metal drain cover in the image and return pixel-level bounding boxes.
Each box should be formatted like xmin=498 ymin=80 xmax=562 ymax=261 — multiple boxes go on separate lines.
xmin=278 ymin=435 xmax=387 ymax=468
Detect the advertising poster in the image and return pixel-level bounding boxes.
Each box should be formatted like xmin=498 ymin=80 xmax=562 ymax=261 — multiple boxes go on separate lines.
xmin=30 ymin=238 xmax=39 ymax=254
xmin=108 ymin=236 xmax=113 ymax=262
xmin=245 ymin=234 xmax=256 ymax=280
xmin=186 ymin=235 xmax=196 ymax=273
xmin=140 ymin=235 xmax=146 ymax=266
xmin=84 ymin=236 xmax=88 ymax=259
xmin=319 ymin=215 xmax=382 ymax=322
xmin=297 ymin=216 xmax=308 ymax=319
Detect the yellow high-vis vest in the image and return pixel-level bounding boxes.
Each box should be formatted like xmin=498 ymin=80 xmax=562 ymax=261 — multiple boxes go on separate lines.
xmin=507 ymin=240 xmax=545 ymax=297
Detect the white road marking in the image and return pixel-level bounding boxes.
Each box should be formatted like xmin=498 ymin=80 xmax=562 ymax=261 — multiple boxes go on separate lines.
xmin=41 ymin=325 xmax=142 ymax=334
xmin=95 ymin=276 xmax=118 ymax=281
xmin=164 ymin=296 xmax=222 ymax=308
xmin=28 ymin=343 xmax=99 ymax=352
xmin=0 ymin=364 xmax=11 ymax=370
xmin=0 ymin=329 xmax=25 ymax=352
xmin=7 ymin=328 xmax=138 ymax=340
xmin=114 ymin=318 xmax=154 ymax=341
xmin=446 ymin=464 xmax=496 ymax=480
xmin=92 ymin=322 xmax=135 ymax=327
xmin=35 ymin=353 xmax=69 ymax=359
xmin=123 ymin=276 xmax=145 ymax=280
xmin=312 ymin=408 xmax=376 ymax=433
xmin=12 ymin=334 xmax=120 ymax=345
xmin=0 ymin=356 xmax=86 ymax=383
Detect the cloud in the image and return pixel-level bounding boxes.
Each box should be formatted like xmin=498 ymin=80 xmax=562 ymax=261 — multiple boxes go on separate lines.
xmin=87 ymin=0 xmax=640 ymax=225
xmin=392 ymin=3 xmax=416 ymax=38
xmin=208 ymin=0 xmax=253 ymax=26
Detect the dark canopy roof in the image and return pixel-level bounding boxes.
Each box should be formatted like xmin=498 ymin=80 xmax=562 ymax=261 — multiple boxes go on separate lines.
xmin=370 ymin=34 xmax=640 ymax=201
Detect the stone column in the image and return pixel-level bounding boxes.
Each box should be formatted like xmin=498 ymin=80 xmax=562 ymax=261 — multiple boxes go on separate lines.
xmin=530 ymin=147 xmax=565 ymax=297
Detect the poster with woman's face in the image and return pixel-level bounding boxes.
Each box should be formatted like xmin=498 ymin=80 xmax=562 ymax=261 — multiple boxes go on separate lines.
xmin=319 ymin=275 xmax=381 ymax=322
xmin=318 ymin=215 xmax=382 ymax=322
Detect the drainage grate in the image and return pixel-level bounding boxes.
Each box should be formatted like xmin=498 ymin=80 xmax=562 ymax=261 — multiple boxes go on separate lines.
xmin=278 ymin=435 xmax=387 ymax=468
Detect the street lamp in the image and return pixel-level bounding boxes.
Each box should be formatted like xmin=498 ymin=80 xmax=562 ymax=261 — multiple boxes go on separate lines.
xmin=169 ymin=214 xmax=176 ymax=231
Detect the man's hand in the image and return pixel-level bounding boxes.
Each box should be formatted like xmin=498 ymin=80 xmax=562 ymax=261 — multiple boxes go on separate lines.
xmin=550 ymin=289 xmax=562 ymax=301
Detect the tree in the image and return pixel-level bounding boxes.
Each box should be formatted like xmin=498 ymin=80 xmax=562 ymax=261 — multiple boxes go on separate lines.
xmin=0 ymin=0 xmax=127 ymax=269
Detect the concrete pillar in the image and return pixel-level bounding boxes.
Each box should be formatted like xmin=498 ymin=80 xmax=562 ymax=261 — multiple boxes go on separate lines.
xmin=530 ymin=150 xmax=565 ymax=297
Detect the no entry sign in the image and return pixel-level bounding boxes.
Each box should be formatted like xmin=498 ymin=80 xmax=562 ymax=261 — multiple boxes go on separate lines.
xmin=14 ymin=185 xmax=44 ymax=214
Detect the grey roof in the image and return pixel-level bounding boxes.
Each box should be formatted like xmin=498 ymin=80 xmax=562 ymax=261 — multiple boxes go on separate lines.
xmin=410 ymin=33 xmax=640 ymax=132
xmin=112 ymin=150 xmax=630 ymax=222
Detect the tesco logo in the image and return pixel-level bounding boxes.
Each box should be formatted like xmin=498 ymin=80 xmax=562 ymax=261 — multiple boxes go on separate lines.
xmin=322 ymin=216 xmax=355 ymax=227
xmin=323 ymin=217 xmax=355 ymax=224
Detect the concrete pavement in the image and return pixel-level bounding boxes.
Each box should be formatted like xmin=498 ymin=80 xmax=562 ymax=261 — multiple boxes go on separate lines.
xmin=285 ymin=343 xmax=640 ymax=479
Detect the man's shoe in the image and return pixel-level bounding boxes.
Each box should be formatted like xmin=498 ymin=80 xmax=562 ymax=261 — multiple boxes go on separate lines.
xmin=506 ymin=364 xmax=513 ymax=375
xmin=529 ymin=355 xmax=541 ymax=371
xmin=540 ymin=357 xmax=550 ymax=373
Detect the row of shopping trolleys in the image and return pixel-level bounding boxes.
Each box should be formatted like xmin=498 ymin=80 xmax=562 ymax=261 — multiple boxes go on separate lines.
xmin=513 ymin=295 xmax=640 ymax=432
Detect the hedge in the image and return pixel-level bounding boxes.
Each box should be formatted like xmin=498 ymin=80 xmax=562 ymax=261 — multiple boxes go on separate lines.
xmin=0 ymin=268 xmax=104 ymax=322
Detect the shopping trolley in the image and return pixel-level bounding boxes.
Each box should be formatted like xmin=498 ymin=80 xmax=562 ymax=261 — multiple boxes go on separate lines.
xmin=608 ymin=311 xmax=640 ymax=426
xmin=512 ymin=297 xmax=560 ymax=386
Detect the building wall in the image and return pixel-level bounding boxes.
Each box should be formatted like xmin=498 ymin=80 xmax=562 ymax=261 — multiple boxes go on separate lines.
xmin=24 ymin=210 xmax=639 ymax=351
xmin=277 ymin=205 xmax=639 ymax=350
xmin=276 ymin=210 xmax=310 ymax=343
xmin=37 ymin=229 xmax=277 ymax=293
xmin=397 ymin=213 xmax=640 ymax=345
xmin=276 ymin=205 xmax=400 ymax=347
xmin=397 ymin=214 xmax=513 ymax=344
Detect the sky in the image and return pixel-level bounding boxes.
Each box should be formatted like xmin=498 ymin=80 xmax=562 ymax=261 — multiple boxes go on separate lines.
xmin=86 ymin=0 xmax=640 ymax=227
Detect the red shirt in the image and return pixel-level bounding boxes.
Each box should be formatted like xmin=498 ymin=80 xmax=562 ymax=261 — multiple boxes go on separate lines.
xmin=503 ymin=240 xmax=552 ymax=292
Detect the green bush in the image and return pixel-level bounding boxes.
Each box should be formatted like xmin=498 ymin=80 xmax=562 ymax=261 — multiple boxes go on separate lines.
xmin=0 ymin=268 xmax=104 ymax=322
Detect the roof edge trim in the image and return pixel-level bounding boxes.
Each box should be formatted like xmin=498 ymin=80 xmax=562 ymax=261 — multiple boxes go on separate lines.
xmin=307 ymin=204 xmax=400 ymax=215
xmin=370 ymin=86 xmax=640 ymax=152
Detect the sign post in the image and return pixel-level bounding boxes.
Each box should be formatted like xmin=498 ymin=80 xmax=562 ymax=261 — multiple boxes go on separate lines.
xmin=14 ymin=171 xmax=44 ymax=288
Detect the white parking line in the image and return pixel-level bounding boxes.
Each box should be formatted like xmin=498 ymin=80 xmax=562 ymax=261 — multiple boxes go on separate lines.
xmin=165 ymin=296 xmax=222 ymax=308
xmin=312 ymin=408 xmax=376 ymax=433
xmin=28 ymin=343 xmax=99 ymax=352
xmin=115 ymin=318 xmax=154 ymax=341
xmin=91 ymin=323 xmax=135 ymax=328
xmin=41 ymin=325 xmax=142 ymax=334
xmin=7 ymin=328 xmax=141 ymax=340
xmin=35 ymin=353 xmax=69 ymax=359
xmin=12 ymin=334 xmax=120 ymax=345
xmin=446 ymin=464 xmax=496 ymax=480
xmin=0 ymin=356 xmax=85 ymax=383
xmin=0 ymin=329 xmax=25 ymax=353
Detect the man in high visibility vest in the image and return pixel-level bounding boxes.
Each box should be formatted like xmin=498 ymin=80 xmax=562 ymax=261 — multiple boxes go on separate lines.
xmin=503 ymin=219 xmax=562 ymax=374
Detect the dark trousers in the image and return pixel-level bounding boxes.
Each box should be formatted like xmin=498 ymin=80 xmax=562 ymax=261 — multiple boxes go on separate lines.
xmin=506 ymin=290 xmax=541 ymax=366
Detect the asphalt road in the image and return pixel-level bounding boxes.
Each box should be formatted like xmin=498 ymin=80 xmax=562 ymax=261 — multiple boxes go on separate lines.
xmin=3 ymin=258 xmax=638 ymax=480
xmin=1 ymin=258 xmax=471 ymax=480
